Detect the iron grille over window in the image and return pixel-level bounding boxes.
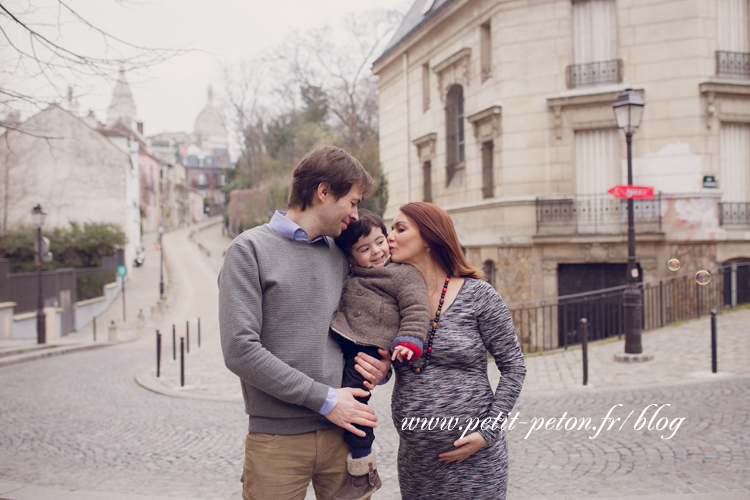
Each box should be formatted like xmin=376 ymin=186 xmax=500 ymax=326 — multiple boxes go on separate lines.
xmin=719 ymin=202 xmax=750 ymax=226
xmin=566 ymin=59 xmax=623 ymax=88
xmin=716 ymin=51 xmax=750 ymax=79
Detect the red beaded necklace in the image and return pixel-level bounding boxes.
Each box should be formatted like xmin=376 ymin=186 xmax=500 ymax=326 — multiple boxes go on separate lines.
xmin=409 ymin=275 xmax=451 ymax=374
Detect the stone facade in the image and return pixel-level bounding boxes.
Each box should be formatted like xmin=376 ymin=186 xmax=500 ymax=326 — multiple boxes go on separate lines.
xmin=373 ymin=0 xmax=750 ymax=307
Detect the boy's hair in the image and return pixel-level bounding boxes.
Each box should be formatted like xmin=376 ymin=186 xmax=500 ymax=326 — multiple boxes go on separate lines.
xmin=334 ymin=208 xmax=387 ymax=256
xmin=288 ymin=144 xmax=374 ymax=211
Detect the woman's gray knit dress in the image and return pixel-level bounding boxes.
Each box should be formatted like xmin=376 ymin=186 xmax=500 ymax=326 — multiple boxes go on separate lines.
xmin=391 ymin=278 xmax=526 ymax=500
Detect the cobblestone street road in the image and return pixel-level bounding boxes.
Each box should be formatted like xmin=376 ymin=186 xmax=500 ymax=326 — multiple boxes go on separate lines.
xmin=0 ymin=221 xmax=748 ymax=499
xmin=0 ymin=347 xmax=245 ymax=499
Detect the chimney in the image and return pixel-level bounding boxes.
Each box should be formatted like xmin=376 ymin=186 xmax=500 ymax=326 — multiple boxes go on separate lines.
xmin=137 ymin=121 xmax=144 ymax=135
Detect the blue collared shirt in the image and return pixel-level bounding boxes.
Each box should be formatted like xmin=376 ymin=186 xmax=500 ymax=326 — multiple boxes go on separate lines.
xmin=267 ymin=210 xmax=391 ymax=416
xmin=268 ymin=210 xmax=330 ymax=246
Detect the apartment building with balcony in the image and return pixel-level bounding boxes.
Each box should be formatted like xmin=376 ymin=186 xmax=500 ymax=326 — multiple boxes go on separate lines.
xmin=373 ymin=0 xmax=750 ymax=316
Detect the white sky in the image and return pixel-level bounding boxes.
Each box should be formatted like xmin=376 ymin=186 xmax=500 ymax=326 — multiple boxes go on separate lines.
xmin=3 ymin=0 xmax=412 ymax=136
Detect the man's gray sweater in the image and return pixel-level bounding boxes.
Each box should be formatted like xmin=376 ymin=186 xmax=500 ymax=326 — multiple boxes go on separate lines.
xmin=218 ymin=224 xmax=349 ymax=435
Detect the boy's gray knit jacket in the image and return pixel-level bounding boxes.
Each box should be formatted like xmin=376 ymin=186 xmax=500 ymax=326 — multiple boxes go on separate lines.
xmin=331 ymin=262 xmax=430 ymax=356
xmin=218 ymin=224 xmax=349 ymax=435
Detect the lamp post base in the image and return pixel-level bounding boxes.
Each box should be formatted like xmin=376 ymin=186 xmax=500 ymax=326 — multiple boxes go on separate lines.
xmin=614 ymin=352 xmax=654 ymax=363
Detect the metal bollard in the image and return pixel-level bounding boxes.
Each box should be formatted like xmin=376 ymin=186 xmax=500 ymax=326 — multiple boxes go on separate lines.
xmin=580 ymin=317 xmax=589 ymax=386
xmin=198 ymin=318 xmax=201 ymax=348
xmin=186 ymin=320 xmax=190 ymax=354
xmin=93 ymin=316 xmax=97 ymax=342
xmin=172 ymin=324 xmax=176 ymax=361
xmin=156 ymin=330 xmax=162 ymax=378
xmin=108 ymin=320 xmax=117 ymax=342
xmin=180 ymin=336 xmax=185 ymax=387
xmin=710 ymin=309 xmax=717 ymax=373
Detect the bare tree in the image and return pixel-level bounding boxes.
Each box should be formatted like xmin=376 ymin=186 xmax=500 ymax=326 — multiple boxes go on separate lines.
xmin=0 ymin=0 xmax=181 ymax=131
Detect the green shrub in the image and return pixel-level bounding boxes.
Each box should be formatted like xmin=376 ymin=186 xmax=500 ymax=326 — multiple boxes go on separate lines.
xmin=77 ymin=275 xmax=104 ymax=301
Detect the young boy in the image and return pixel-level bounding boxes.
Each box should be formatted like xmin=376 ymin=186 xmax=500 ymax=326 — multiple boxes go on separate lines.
xmin=331 ymin=209 xmax=430 ymax=500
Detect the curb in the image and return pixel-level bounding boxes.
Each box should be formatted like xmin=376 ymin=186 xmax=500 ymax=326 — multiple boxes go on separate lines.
xmin=134 ymin=368 xmax=243 ymax=403
xmin=0 ymin=342 xmax=114 ymax=368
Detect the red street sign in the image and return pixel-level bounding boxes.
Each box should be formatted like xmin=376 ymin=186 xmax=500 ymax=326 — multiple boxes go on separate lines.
xmin=607 ymin=185 xmax=654 ymax=200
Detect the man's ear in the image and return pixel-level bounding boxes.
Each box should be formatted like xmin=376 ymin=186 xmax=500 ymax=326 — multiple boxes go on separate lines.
xmin=316 ymin=182 xmax=331 ymax=205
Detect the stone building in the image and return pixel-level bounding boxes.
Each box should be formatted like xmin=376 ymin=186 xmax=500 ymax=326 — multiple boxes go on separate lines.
xmin=0 ymin=104 xmax=142 ymax=268
xmin=373 ymin=0 xmax=750 ymax=313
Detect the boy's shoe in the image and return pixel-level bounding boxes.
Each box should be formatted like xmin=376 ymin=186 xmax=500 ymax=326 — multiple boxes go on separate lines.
xmin=333 ymin=451 xmax=382 ymax=500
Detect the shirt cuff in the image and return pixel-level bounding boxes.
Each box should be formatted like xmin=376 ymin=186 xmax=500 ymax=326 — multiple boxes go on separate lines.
xmin=318 ymin=386 xmax=339 ymax=416
xmin=378 ymin=366 xmax=393 ymax=386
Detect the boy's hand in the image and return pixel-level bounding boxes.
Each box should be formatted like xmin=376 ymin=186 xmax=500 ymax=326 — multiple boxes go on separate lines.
xmin=391 ymin=345 xmax=415 ymax=363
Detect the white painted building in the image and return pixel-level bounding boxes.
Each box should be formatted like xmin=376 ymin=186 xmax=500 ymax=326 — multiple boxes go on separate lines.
xmin=373 ymin=0 xmax=750 ymax=308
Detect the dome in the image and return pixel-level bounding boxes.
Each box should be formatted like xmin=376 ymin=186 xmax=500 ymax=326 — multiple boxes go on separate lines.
xmin=193 ymin=86 xmax=228 ymax=148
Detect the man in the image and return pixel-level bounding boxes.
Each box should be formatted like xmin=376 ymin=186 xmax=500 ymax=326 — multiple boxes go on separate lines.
xmin=219 ymin=144 xmax=391 ymax=500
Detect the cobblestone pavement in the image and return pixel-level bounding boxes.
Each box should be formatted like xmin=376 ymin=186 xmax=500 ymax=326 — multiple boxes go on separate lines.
xmin=0 ymin=221 xmax=748 ymax=499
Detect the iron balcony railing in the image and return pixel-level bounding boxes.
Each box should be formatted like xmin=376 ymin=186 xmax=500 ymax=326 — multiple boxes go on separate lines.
xmin=536 ymin=193 xmax=662 ymax=235
xmin=566 ymin=59 xmax=623 ymax=88
xmin=507 ymin=263 xmax=750 ymax=354
xmin=719 ymin=202 xmax=750 ymax=227
xmin=716 ymin=50 xmax=750 ymax=79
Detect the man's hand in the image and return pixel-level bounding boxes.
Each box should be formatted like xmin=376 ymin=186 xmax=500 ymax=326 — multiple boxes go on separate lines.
xmin=437 ymin=432 xmax=488 ymax=464
xmin=355 ymin=348 xmax=391 ymax=390
xmin=391 ymin=345 xmax=415 ymax=363
xmin=324 ymin=387 xmax=377 ymax=437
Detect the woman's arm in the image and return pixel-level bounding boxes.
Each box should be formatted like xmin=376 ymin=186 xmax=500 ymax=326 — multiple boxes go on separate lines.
xmin=474 ymin=280 xmax=527 ymax=446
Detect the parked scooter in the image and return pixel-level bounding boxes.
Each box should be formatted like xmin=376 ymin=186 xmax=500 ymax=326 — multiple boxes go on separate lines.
xmin=134 ymin=247 xmax=145 ymax=267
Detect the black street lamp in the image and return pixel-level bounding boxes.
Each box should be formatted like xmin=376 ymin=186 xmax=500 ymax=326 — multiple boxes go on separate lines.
xmin=31 ymin=204 xmax=47 ymax=344
xmin=613 ymin=89 xmax=645 ymax=355
xmin=158 ymin=221 xmax=164 ymax=298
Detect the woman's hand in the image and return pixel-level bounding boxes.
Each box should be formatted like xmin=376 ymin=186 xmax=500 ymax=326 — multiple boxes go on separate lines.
xmin=438 ymin=432 xmax=488 ymax=464
xmin=355 ymin=348 xmax=392 ymax=390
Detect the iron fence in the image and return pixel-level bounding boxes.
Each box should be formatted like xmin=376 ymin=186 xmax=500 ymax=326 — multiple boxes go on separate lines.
xmin=716 ymin=50 xmax=750 ymax=79
xmin=536 ymin=193 xmax=662 ymax=235
xmin=508 ymin=262 xmax=750 ymax=354
xmin=566 ymin=59 xmax=623 ymax=88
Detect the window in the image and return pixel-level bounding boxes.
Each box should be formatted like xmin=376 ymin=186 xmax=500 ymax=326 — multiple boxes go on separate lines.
xmin=423 ymin=63 xmax=431 ymax=112
xmin=718 ymin=0 xmax=749 ymax=51
xmin=483 ymin=260 xmax=496 ymax=288
xmin=572 ymin=0 xmax=617 ymax=64
xmin=720 ymin=123 xmax=750 ymax=202
xmin=197 ymin=173 xmax=207 ymax=186
xmin=445 ymin=84 xmax=465 ymax=186
xmin=220 ymin=174 xmax=226 ymax=186
xmin=482 ymin=140 xmax=494 ymax=198
xmin=480 ymin=21 xmax=492 ymax=82
xmin=423 ymin=161 xmax=432 ymax=202
xmin=574 ymin=129 xmax=620 ymax=195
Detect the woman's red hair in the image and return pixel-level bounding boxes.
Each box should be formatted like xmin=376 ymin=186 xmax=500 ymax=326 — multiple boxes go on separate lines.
xmin=399 ymin=202 xmax=484 ymax=280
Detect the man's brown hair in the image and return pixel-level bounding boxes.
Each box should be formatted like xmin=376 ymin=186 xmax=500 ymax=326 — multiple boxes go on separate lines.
xmin=288 ymin=144 xmax=374 ymax=211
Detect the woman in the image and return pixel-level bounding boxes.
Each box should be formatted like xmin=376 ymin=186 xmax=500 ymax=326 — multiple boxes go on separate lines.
xmin=386 ymin=202 xmax=526 ymax=500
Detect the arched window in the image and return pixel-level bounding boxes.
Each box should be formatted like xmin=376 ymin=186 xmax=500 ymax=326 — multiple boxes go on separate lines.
xmin=445 ymin=84 xmax=465 ymax=185
xmin=483 ymin=260 xmax=496 ymax=288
